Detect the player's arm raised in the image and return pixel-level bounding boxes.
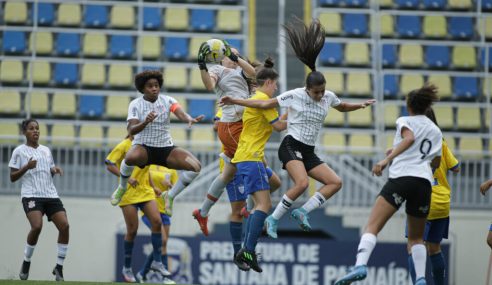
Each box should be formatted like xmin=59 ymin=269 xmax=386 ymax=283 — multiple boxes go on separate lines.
xmin=173 ymin=106 xmax=205 ymax=127
xmin=334 ymin=99 xmax=376 ymax=112
xmin=127 ymin=111 xmax=157 ymax=135
xmin=220 ymin=96 xmax=279 ymax=109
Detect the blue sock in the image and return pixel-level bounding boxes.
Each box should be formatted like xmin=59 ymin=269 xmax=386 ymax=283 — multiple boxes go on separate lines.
xmin=243 ymin=216 xmax=251 ymax=241
xmin=408 ymin=254 xmax=416 ymax=284
xmin=161 ymin=254 xmax=168 ymax=270
xmin=141 ymin=253 xmax=153 ymax=275
xmin=244 ymin=210 xmax=268 ymax=252
xmin=151 ymin=233 xmax=162 ymax=263
xmin=124 ymin=240 xmax=134 ymax=268
xmin=230 ymin=221 xmax=243 ymax=255
xmin=430 ymin=252 xmax=446 ymax=285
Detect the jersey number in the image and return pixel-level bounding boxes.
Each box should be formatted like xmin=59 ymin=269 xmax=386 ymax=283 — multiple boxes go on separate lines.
xmin=419 ymin=139 xmax=432 ymax=159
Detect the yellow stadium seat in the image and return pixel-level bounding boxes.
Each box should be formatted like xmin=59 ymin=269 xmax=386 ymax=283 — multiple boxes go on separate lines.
xmin=83 ymin=33 xmax=107 ymax=57
xmin=346 ymin=72 xmax=371 ymax=96
xmin=57 ymin=4 xmax=81 ymax=26
xmin=28 ymin=61 xmax=51 ymax=85
xmin=400 ymin=74 xmax=424 ymax=96
xmin=106 ymin=96 xmax=130 ymax=119
xmin=460 ymin=137 xmax=483 ymax=156
xmin=322 ymin=132 xmax=346 ymax=153
xmin=217 ymin=10 xmax=242 ymax=32
xmin=348 ymin=105 xmax=372 ymax=127
xmin=108 ymin=64 xmax=133 ymax=88
xmin=399 ymin=44 xmax=424 ymax=67
xmin=0 ymin=122 xmax=21 ymax=144
xmin=189 ymin=37 xmax=209 ymax=60
xmin=79 ymin=125 xmax=104 ymax=147
xmin=349 ymin=134 xmax=374 ymax=154
xmin=483 ymin=77 xmax=492 ymax=98
xmin=190 ymin=69 xmax=207 ymax=91
xmin=384 ymin=104 xmax=399 ymax=128
xmin=0 ymin=91 xmax=21 ymax=114
xmin=170 ymin=127 xmax=187 ymax=143
xmin=107 ymin=125 xmax=128 ymax=143
xmin=190 ymin=128 xmax=215 ymax=150
xmin=28 ymin=91 xmax=49 ymax=116
xmin=319 ymin=12 xmax=342 ymax=35
xmin=0 ymin=60 xmax=24 ymax=84
xmin=433 ymin=105 xmax=454 ymax=129
xmin=380 ymin=14 xmax=394 ymax=37
xmin=449 ymin=0 xmax=472 ymax=9
xmin=173 ymin=96 xmax=188 ymax=114
xmin=140 ymin=36 xmax=161 ymax=59
xmin=4 ymin=2 xmax=28 ymax=24
xmin=386 ymin=133 xmax=394 ymax=149
xmin=36 ymin=122 xmax=48 ymax=144
xmin=52 ymin=93 xmax=76 ymax=117
xmin=165 ymin=8 xmax=189 ymax=31
xmin=444 ymin=137 xmax=456 ymax=152
xmin=324 ymin=109 xmax=345 ymax=126
xmin=427 ymin=75 xmax=452 ymax=99
xmin=323 ymin=71 xmax=344 ymax=95
xmin=379 ymin=0 xmax=393 ymax=8
xmin=423 ymin=16 xmax=447 ymax=38
xmin=51 ymin=124 xmax=75 ymax=146
xmin=345 ymin=43 xmax=370 ymax=65
xmin=457 ymin=106 xmax=481 ymax=130
xmin=81 ymin=63 xmax=105 ymax=87
xmin=452 ymin=46 xmax=476 ymax=69
xmin=110 ymin=6 xmax=135 ymax=28
xmin=479 ymin=17 xmax=492 ymax=39
xmin=164 ymin=66 xmax=188 ymax=90
xmin=486 ymin=108 xmax=491 ymax=129
xmin=29 ymin=32 xmax=53 ymax=55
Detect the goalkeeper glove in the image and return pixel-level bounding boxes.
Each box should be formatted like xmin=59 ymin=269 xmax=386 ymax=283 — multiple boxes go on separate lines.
xmin=198 ymin=42 xmax=210 ymax=71
xmin=222 ymin=40 xmax=239 ymax=62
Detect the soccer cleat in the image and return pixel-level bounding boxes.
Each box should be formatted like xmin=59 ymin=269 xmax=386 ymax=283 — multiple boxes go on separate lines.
xmin=264 ymin=215 xmax=279 ymax=239
xmin=110 ymin=186 xmax=126 ymax=206
xmin=291 ymin=208 xmax=312 ymax=231
xmin=334 ymin=265 xmax=367 ymax=285
xmin=162 ymin=277 xmax=177 ymax=284
xmin=240 ymin=206 xmax=250 ymax=218
xmin=19 ymin=260 xmax=30 ymax=280
xmin=192 ymin=209 xmax=209 ymax=236
xmin=233 ymin=252 xmax=250 ymax=271
xmin=122 ymin=267 xmax=136 ymax=283
xmin=236 ymin=248 xmax=262 ymax=273
xmin=135 ymin=271 xmax=146 ymax=283
xmin=52 ymin=264 xmax=64 ymax=281
xmin=161 ymin=192 xmax=174 ymax=216
xmin=415 ymin=277 xmax=427 ymax=285
xmin=150 ymin=261 xmax=171 ymax=277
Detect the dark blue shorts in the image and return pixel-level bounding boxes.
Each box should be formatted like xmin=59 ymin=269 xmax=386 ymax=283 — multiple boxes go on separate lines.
xmin=226 ymin=167 xmax=273 ymax=202
xmin=141 ymin=212 xmax=171 ymax=227
xmin=405 ymin=217 xmax=449 ymax=243
xmin=236 ymin=162 xmax=270 ymax=195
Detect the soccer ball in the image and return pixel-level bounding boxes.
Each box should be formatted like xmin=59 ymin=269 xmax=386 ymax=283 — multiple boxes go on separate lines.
xmin=205 ymin=39 xmax=226 ymax=63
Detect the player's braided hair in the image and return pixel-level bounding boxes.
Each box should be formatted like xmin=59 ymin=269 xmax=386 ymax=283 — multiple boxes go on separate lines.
xmin=134 ymin=70 xmax=163 ymax=94
xmin=407 ymin=83 xmax=440 ymax=115
xmin=256 ymin=57 xmax=279 ymax=86
xmin=21 ymin=118 xmax=38 ymax=132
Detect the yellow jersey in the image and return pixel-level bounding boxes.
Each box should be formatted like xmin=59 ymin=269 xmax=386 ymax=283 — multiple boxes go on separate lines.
xmin=149 ymin=165 xmax=178 ymax=213
xmin=105 ymin=139 xmax=155 ymax=207
xmin=428 ymin=139 xmax=459 ymax=220
xmin=232 ymin=91 xmax=279 ymax=163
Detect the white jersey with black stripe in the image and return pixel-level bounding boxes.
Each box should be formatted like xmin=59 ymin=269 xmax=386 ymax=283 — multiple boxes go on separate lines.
xmin=389 ymin=115 xmax=443 ymax=184
xmin=8 ymin=144 xmax=58 ymax=198
xmin=277 ymin=88 xmax=341 ymax=146
xmin=127 ymin=94 xmax=179 ymax=147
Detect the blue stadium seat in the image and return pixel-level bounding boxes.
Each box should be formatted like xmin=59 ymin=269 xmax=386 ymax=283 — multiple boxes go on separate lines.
xmin=319 ymin=43 xmax=343 ymax=65
xmin=35 ymin=3 xmax=55 ymax=25
xmin=395 ymin=0 xmax=420 ymax=8
xmin=453 ymin=77 xmax=479 ymax=99
xmin=54 ymin=63 xmax=78 ymax=85
xmin=480 ymin=47 xmax=492 ymax=68
xmin=343 ymin=14 xmax=368 ymax=36
xmin=164 ymin=37 xmax=189 ymax=61
xmin=84 ymin=5 xmax=108 ymax=28
xmin=2 ymin=31 xmax=26 ymax=54
xmin=143 ymin=7 xmax=161 ymax=30
xmin=423 ymin=0 xmax=447 ymax=9
xmin=224 ymin=38 xmax=243 ymax=55
xmin=449 ymin=17 xmax=474 ymax=39
xmin=188 ymin=99 xmax=215 ymax=122
xmin=110 ymin=35 xmax=134 ymax=58
xmin=190 ymin=9 xmax=215 ymax=32
xmin=345 ymin=0 xmax=368 ymax=7
xmin=79 ymin=95 xmax=105 ymax=118
xmin=396 ymin=16 xmax=421 ymax=37
xmin=319 ymin=0 xmax=342 ymax=6
xmin=382 ymin=44 xmax=397 ymax=67
xmin=384 ymin=75 xmax=399 ymax=98
xmin=425 ymin=45 xmax=450 ymax=68
xmin=483 ymin=0 xmax=492 ymax=10
xmin=56 ymin=33 xmax=80 ymax=56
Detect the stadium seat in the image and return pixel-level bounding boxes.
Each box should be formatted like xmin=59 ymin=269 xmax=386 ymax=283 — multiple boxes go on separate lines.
xmin=449 ymin=17 xmax=474 ymax=39
xmin=399 ymin=44 xmax=424 ymax=67
xmin=322 ymin=132 xmax=346 ymax=153
xmin=346 ymin=72 xmax=371 ymax=96
xmin=54 ymin=63 xmax=78 ymax=86
xmin=423 ymin=0 xmax=447 ymax=9
xmin=174 ymin=96 xmax=188 ymax=113
xmin=448 ymin=0 xmax=472 ymax=9
xmin=189 ymin=37 xmax=209 ymax=60
xmin=324 ymin=108 xmax=345 ymax=126
xmin=51 ymin=124 xmax=75 ymax=146
xmin=379 ymin=0 xmax=394 ymax=8
xmin=79 ymin=125 xmax=104 ymax=147
xmin=479 ymin=17 xmax=492 ymax=39
xmin=0 ymin=60 xmax=24 ymax=84
xmin=319 ymin=13 xmax=342 ymax=35
xmin=382 ymin=44 xmax=397 ymax=67
xmin=81 ymin=63 xmax=105 ymax=87
xmin=384 ymin=104 xmax=399 ymax=127
xmin=452 ymin=46 xmax=476 ymax=69
xmin=423 ymin=15 xmax=447 ymax=38
xmin=345 ymin=43 xmax=370 ymax=65
xmin=0 ymin=122 xmax=21 ymax=144
xmin=380 ymin=14 xmax=394 ymax=37
xmin=84 ymin=5 xmax=108 ymax=28
xmin=56 ymin=33 xmax=80 ymax=56
xmin=4 ymin=2 xmax=28 ymax=24
xmin=460 ymin=137 xmax=483 ymax=156
xmin=319 ymin=0 xmax=343 ymax=6
xmin=343 ymin=14 xmax=368 ymax=36
xmin=319 ymin=43 xmax=343 ymax=65
xmin=29 ymin=32 xmax=53 ymax=55
xmin=457 ymin=107 xmax=481 ymax=130
xmin=165 ymin=8 xmax=189 ymax=31
xmin=190 ymin=69 xmax=207 ymax=91
xmin=0 ymin=91 xmax=21 ymax=114
xmin=433 ymin=105 xmax=454 ymax=129
xmin=346 ymin=0 xmax=368 ymax=7
xmin=217 ymin=10 xmax=241 ymax=32
xmin=110 ymin=6 xmax=135 ymax=28
xmin=57 ymin=4 xmax=82 ymax=26
xmin=386 ymin=133 xmax=395 ymax=149
xmin=348 ymin=134 xmax=374 ymax=154
xmin=395 ymin=0 xmax=419 ymax=8
xmin=143 ymin=7 xmax=161 ymax=30
xmin=347 ymin=105 xmax=372 ymax=127
xmin=190 ymin=128 xmax=215 ymax=150
xmin=140 ymin=35 xmax=161 ymax=59
xmin=164 ymin=37 xmax=189 ymax=61
xmin=191 ymin=9 xmax=215 ymax=32
xmin=2 ymin=31 xmax=26 ymax=54
xmin=427 ymin=75 xmax=452 ymax=99
xmin=396 ymin=16 xmax=421 ymax=38
xmin=52 ymin=92 xmax=76 ymax=117
xmin=224 ymin=38 xmax=243 ymax=55
xmin=400 ymin=74 xmax=424 ymax=96
xmin=480 ymin=47 xmax=492 ymax=68
xmin=188 ymin=99 xmax=216 ymax=122
xmin=453 ymin=77 xmax=479 ymax=99
xmin=106 ymin=96 xmax=130 ymax=119
xmin=445 ymin=137 xmax=456 ymax=151
xmin=425 ymin=46 xmax=450 ymax=68
xmin=35 ymin=3 xmax=55 ymax=26
xmin=484 ymin=0 xmax=492 ymax=10
xmin=110 ymin=35 xmax=134 ymax=58
xmin=164 ymin=66 xmax=188 ymax=90
xmin=28 ymin=61 xmax=51 ymax=85
xmin=108 ymin=64 xmax=133 ymax=88
xmin=83 ymin=33 xmax=107 ymax=57
xmin=107 ymin=126 xmax=128 ymax=143
xmin=323 ymin=71 xmax=344 ymax=95
xmin=487 ymin=109 xmax=491 ymax=129
xmin=28 ymin=91 xmax=49 ymax=116
xmin=79 ymin=95 xmax=105 ymax=118
xmin=483 ymin=77 xmax=492 ymax=97
xmin=170 ymin=127 xmax=187 ymax=143
xmin=384 ymin=75 xmax=399 ymax=98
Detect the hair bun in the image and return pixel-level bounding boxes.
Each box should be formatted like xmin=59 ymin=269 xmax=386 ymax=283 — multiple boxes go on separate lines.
xmin=263 ymin=57 xmax=275 ymax=68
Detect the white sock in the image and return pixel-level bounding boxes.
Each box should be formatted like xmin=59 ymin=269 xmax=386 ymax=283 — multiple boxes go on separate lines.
xmin=119 ymin=160 xmax=134 ymax=189
xmin=56 ymin=243 xmax=68 ymax=266
xmin=272 ymin=194 xmax=294 ymax=220
xmin=301 ymin=192 xmax=327 ymax=213
xmin=355 ymin=233 xmax=377 ymax=266
xmin=24 ymin=244 xmax=36 ymax=262
xmin=200 ymin=175 xmax=227 ymax=216
xmin=168 ymin=171 xmax=199 ymax=199
xmin=246 ymin=195 xmax=254 ymax=212
xmin=411 ymin=244 xmax=427 ymax=279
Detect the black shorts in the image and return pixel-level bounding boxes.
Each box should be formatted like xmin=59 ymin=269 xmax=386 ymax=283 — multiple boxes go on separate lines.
xmin=278 ymin=135 xmax=324 ymax=172
xmin=22 ymin=197 xmax=66 ymax=221
xmin=141 ymin=145 xmax=176 ymax=168
xmin=379 ymin=176 xmax=432 ymax=218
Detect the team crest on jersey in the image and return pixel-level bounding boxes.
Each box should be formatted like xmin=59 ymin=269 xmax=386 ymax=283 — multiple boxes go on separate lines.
xmin=392 ymin=193 xmax=403 ymax=206
xmin=295 ymin=151 xmax=303 ymax=159
xmin=28 ymin=201 xmax=36 ymax=209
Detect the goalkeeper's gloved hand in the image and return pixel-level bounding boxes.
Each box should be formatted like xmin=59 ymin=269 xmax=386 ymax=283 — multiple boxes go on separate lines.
xmin=222 ymin=40 xmax=239 ymax=62
xmin=198 ymin=42 xmax=210 ymax=71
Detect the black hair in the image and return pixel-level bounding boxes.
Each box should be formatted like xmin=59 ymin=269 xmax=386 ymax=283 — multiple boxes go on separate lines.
xmin=245 ymin=59 xmax=262 ymax=95
xmin=283 ymin=17 xmax=326 ymax=88
xmin=134 ymin=70 xmax=163 ymax=94
xmin=256 ymin=57 xmax=279 ymax=86
xmin=424 ymin=107 xmax=439 ymax=127
xmin=21 ymin=119 xmax=38 ymax=133
xmin=406 ymin=83 xmax=440 ymax=115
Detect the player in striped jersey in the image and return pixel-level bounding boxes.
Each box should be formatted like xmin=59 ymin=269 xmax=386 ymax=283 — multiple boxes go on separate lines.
xmin=480 ymin=179 xmax=492 ymax=249
xmin=9 ymin=119 xmax=68 ymax=281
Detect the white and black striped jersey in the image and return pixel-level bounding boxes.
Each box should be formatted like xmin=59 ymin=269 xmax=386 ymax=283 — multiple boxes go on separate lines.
xmin=8 ymin=144 xmax=58 ymax=198
xmin=389 ymin=115 xmax=443 ymax=184
xmin=276 ymin=88 xmax=341 ymax=146
xmin=127 ymin=94 xmax=180 ymax=147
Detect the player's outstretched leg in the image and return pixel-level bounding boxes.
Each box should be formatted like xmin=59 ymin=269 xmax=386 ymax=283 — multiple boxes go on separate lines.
xmin=264 ymin=215 xmax=279 ymax=239
xmin=334 ymin=265 xmax=367 ymax=285
xmin=192 ymin=209 xmax=209 ymax=236
xmin=290 ymin=208 xmax=312 ymax=231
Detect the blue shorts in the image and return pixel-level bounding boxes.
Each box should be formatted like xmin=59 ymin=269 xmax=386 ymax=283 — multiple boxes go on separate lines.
xmin=405 ymin=217 xmax=449 ymax=243
xmin=226 ymin=167 xmax=273 ymax=202
xmin=236 ymin=162 xmax=270 ymax=195
xmin=141 ymin=212 xmax=171 ymax=227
